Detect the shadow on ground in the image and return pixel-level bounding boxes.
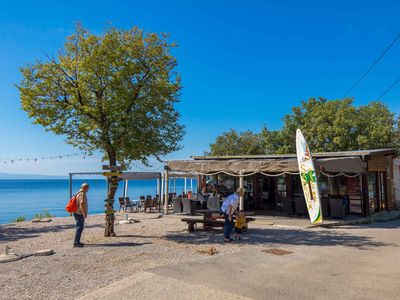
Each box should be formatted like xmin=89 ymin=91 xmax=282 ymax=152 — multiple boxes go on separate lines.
xmin=0 ymin=223 xmax=102 ymax=242
xmin=350 ymin=219 xmax=400 ymax=229
xmin=164 ymin=226 xmax=396 ymax=249
xmin=115 ymin=234 xmax=160 ymax=239
xmin=85 ymin=242 xmax=152 ymax=247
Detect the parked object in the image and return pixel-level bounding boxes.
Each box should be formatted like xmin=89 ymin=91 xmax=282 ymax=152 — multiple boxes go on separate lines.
xmin=32 ymin=218 xmax=52 ymax=223
xmin=33 ymin=249 xmax=54 ymax=256
xmin=181 ymin=198 xmax=198 ymax=215
xmin=144 ymin=196 xmax=157 ymax=213
xmin=118 ymin=197 xmax=126 ymax=212
xmin=172 ymin=197 xmax=182 ymax=213
xmin=0 ymin=246 xmax=22 ymax=263
xmin=294 ymin=196 xmax=308 ymax=215
xmin=330 ymin=197 xmax=345 ymax=218
xmin=321 ymin=197 xmax=330 ymax=218
xmin=152 ymin=197 xmax=160 ymax=212
xmin=207 ymin=197 xmax=220 ymax=210
xmin=296 ymin=129 xmax=323 ymax=224
xmin=124 ymin=198 xmax=134 ymax=212
xmin=282 ymin=197 xmax=293 ymax=214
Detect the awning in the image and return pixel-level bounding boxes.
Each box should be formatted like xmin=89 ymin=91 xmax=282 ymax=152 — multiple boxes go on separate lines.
xmin=166 ymin=157 xmax=365 ymax=175
xmin=315 ymin=157 xmax=366 ymax=174
xmin=120 ymin=172 xmax=160 ymax=180
xmin=167 ymin=159 xmax=298 ymax=174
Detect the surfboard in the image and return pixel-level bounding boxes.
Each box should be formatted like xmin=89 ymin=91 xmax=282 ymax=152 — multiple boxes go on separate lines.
xmin=296 ymin=129 xmax=323 ymax=224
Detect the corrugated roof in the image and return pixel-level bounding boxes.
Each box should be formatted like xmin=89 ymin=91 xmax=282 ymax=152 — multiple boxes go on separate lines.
xmin=191 ymin=148 xmax=397 ymax=161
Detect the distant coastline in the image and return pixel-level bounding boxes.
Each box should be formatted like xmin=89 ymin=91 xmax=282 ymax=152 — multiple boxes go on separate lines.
xmin=0 ymin=172 xmax=68 ymax=180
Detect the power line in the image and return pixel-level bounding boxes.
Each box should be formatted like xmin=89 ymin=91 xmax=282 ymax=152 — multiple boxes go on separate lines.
xmin=344 ymin=32 xmax=400 ymax=97
xmin=377 ymin=77 xmax=400 ymax=99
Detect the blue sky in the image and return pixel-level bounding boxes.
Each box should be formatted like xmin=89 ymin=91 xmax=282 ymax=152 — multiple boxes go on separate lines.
xmin=1 ymin=0 xmax=400 ymax=175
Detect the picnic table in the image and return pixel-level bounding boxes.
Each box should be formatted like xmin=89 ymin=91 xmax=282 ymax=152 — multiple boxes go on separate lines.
xmin=181 ymin=209 xmax=255 ymax=233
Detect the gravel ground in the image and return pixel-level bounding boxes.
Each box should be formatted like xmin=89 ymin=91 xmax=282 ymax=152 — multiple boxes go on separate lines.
xmin=0 ymin=213 xmax=273 ymax=299
xmin=1 ymin=213 xmax=398 ymax=299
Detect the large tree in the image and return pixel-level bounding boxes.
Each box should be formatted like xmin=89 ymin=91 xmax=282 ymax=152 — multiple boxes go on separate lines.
xmin=207 ymin=98 xmax=399 ymax=155
xmin=18 ymin=25 xmax=184 ymax=207
xmin=276 ymin=98 xmax=400 ymax=153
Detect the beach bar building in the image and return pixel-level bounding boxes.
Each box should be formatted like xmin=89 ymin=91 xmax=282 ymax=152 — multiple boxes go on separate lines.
xmin=165 ymin=148 xmax=399 ymax=218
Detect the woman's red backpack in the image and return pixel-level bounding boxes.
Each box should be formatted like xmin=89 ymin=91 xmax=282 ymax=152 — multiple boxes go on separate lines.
xmin=65 ymin=193 xmax=80 ymax=213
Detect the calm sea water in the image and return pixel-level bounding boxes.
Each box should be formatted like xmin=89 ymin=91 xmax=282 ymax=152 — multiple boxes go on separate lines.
xmin=0 ymin=179 xmax=197 ymax=224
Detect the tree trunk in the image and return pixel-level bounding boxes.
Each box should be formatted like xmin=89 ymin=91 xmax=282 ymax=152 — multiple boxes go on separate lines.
xmin=107 ymin=151 xmax=119 ymax=200
xmin=104 ymin=150 xmax=118 ymax=237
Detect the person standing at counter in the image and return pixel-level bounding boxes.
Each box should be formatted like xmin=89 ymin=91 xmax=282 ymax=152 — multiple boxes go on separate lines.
xmin=220 ymin=187 xmax=245 ymax=242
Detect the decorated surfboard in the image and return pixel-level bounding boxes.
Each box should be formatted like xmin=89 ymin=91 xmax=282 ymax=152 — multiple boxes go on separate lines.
xmin=296 ymin=129 xmax=323 ymax=224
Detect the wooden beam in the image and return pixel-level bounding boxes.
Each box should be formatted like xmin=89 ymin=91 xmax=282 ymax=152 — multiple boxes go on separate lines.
xmin=361 ymin=172 xmax=369 ymax=217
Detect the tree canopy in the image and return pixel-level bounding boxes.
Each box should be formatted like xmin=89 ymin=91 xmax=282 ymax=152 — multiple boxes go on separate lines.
xmin=18 ymin=24 xmax=185 ymax=207
xmin=207 ymin=98 xmax=400 ymax=156
xmin=18 ymin=25 xmax=184 ymax=168
xmin=207 ymin=129 xmax=264 ymax=156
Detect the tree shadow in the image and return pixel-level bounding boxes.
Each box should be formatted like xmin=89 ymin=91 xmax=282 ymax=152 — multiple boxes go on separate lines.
xmin=0 ymin=223 xmax=103 ymax=242
xmin=164 ymin=227 xmax=396 ymax=250
xmin=84 ymin=242 xmax=152 ymax=247
xmin=343 ymin=219 xmax=400 ymax=229
xmin=115 ymin=234 xmax=160 ymax=239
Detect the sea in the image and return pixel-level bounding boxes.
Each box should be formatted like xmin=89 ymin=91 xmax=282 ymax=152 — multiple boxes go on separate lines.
xmin=0 ymin=179 xmax=197 ymax=224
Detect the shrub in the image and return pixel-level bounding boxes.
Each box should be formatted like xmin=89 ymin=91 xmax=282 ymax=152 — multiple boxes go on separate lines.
xmin=13 ymin=216 xmax=26 ymax=222
xmin=34 ymin=209 xmax=54 ymax=219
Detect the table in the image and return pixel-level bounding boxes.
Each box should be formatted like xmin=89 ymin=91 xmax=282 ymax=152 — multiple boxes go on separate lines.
xmin=181 ymin=209 xmax=255 ymax=232
xmin=194 ymin=209 xmax=222 ymax=221
xmin=127 ymin=199 xmax=145 ymax=212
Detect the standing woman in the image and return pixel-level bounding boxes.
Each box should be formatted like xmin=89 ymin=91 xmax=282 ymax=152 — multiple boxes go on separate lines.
xmin=220 ymin=187 xmax=245 ymax=242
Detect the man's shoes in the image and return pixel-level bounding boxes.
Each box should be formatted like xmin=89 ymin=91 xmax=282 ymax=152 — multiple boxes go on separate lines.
xmin=110 ymin=233 xmax=116 ymax=237
xmin=73 ymin=243 xmax=84 ymax=248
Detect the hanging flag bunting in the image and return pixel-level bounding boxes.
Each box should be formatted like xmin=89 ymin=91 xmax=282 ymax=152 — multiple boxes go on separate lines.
xmin=0 ymin=152 xmax=89 ymax=164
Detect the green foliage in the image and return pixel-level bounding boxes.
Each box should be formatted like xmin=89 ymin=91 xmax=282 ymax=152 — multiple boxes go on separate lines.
xmin=13 ymin=216 xmax=26 ymax=222
xmin=207 ymin=129 xmax=265 ymax=156
xmin=34 ymin=209 xmax=53 ymax=220
xmin=207 ymin=98 xmax=400 ymax=156
xmin=277 ymin=98 xmax=400 ymax=153
xmin=18 ymin=24 xmax=184 ymax=168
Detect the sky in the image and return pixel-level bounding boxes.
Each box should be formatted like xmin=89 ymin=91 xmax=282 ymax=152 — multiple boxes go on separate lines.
xmin=1 ymin=0 xmax=400 ymax=175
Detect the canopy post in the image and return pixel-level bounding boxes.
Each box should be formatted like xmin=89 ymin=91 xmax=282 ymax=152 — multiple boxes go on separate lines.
xmin=160 ymin=173 xmax=164 ymax=211
xmin=123 ymin=180 xmax=127 ymax=199
xmin=69 ymin=173 xmax=73 ymax=199
xmin=184 ymin=177 xmax=187 ymax=194
xmin=164 ymin=170 xmax=169 ymax=214
xmin=190 ymin=178 xmax=193 ymax=192
xmin=239 ymin=170 xmax=244 ymax=210
xmin=158 ymin=173 xmax=162 ymax=211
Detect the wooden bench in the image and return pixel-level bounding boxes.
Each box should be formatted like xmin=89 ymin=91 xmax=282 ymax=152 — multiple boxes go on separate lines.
xmin=181 ymin=217 xmax=256 ymax=233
